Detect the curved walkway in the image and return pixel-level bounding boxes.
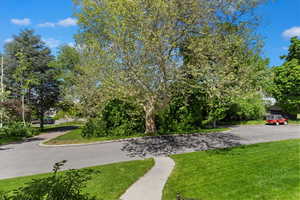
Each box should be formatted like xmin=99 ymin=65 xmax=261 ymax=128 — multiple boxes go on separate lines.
xmin=120 ymin=157 xmax=175 ymax=200
xmin=0 ymin=125 xmax=299 ymax=179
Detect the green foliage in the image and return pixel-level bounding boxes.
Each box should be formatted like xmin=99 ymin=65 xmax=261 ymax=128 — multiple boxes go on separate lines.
xmin=82 ymin=99 xmax=144 ymax=137
xmin=281 ymin=37 xmax=300 ymax=61
xmin=157 ymin=89 xmax=205 ymax=133
xmin=0 ymin=122 xmax=33 ymax=138
xmin=81 ymin=118 xmax=107 ymax=138
xmin=30 ymin=69 xmax=61 ymax=129
xmin=54 ymin=101 xmax=82 ymax=120
xmin=272 ymin=37 xmax=300 ymax=114
xmin=0 ymin=192 xmax=9 ymax=200
xmin=49 ymin=45 xmax=81 ymax=108
xmin=0 ymin=161 xmax=97 ymax=200
xmin=73 ymin=0 xmax=267 ymax=134
xmin=272 ymin=62 xmax=300 ymax=114
xmin=4 ymin=29 xmax=60 ymax=128
xmin=225 ymin=93 xmax=266 ymax=121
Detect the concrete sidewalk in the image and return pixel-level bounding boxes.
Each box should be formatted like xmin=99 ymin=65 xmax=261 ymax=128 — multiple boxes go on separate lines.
xmin=120 ymin=157 xmax=175 ymax=200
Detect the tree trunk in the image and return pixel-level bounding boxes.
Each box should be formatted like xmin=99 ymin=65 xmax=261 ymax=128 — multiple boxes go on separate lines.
xmin=212 ymin=120 xmax=217 ymax=128
xmin=21 ymin=94 xmax=26 ymax=125
xmin=143 ymin=100 xmax=157 ymax=135
xmin=39 ymin=112 xmax=44 ymax=130
xmin=145 ymin=109 xmax=156 ymax=135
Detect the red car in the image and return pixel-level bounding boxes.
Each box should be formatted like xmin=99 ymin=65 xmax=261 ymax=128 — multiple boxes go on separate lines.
xmin=266 ymin=114 xmax=288 ymax=125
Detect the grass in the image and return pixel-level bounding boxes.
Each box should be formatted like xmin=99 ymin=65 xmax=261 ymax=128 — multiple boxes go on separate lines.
xmin=0 ymin=121 xmax=85 ymax=146
xmin=0 ymin=159 xmax=154 ymax=200
xmin=163 ymin=139 xmax=300 ymax=200
xmin=45 ymin=127 xmax=230 ymax=145
xmin=0 ymin=137 xmax=23 ymax=146
xmin=289 ymin=119 xmax=300 ymax=124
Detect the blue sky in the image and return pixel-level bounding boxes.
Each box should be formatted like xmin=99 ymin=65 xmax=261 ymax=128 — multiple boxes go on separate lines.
xmin=0 ymin=0 xmax=299 ymax=66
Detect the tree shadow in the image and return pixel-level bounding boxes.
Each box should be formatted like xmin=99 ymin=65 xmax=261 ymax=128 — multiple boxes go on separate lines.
xmin=41 ymin=126 xmax=79 ymax=133
xmin=121 ymin=132 xmax=242 ymax=157
xmin=0 ymin=147 xmax=12 ymax=151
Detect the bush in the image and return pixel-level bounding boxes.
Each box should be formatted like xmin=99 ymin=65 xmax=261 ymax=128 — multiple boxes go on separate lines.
xmin=224 ymin=93 xmax=266 ymax=121
xmin=0 ymin=161 xmax=97 ymax=200
xmin=81 ymin=99 xmax=144 ymax=138
xmin=81 ymin=118 xmax=107 ymax=138
xmin=0 ymin=122 xmax=33 ymax=138
xmin=156 ymin=90 xmax=205 ymax=134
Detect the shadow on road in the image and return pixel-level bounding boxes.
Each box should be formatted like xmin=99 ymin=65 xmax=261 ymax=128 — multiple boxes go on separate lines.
xmin=121 ymin=132 xmax=242 ymax=157
xmin=0 ymin=147 xmax=12 ymax=151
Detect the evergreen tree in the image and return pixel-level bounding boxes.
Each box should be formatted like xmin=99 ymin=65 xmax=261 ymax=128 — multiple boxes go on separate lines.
xmin=4 ymin=29 xmax=60 ymax=128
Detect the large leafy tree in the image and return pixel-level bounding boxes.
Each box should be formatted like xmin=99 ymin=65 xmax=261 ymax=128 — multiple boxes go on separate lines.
xmin=182 ymin=31 xmax=269 ymax=126
xmin=273 ymin=37 xmax=300 ymax=114
xmin=30 ymin=70 xmax=60 ymax=129
xmin=51 ymin=45 xmax=80 ymax=91
xmin=49 ymin=45 xmax=81 ymax=118
xmin=73 ymin=0 xmax=267 ymax=133
xmin=4 ymin=29 xmax=60 ymax=128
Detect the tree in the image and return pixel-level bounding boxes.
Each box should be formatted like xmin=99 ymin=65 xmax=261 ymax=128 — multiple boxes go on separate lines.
xmin=4 ymin=30 xmax=59 ymax=128
xmin=281 ymin=37 xmax=300 ymax=62
xmin=49 ymin=45 xmax=81 ymax=119
xmin=50 ymin=45 xmax=80 ymax=93
xmin=273 ymin=37 xmax=300 ymax=114
xmin=73 ymin=0 xmax=267 ymax=133
xmin=14 ymin=51 xmax=35 ymax=125
xmin=30 ymin=70 xmax=60 ymax=130
xmin=179 ymin=18 xmax=269 ymax=126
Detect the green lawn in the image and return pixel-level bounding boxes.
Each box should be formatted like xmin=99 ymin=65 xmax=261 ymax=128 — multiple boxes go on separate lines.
xmin=45 ymin=128 xmax=230 ymax=145
xmin=0 ymin=137 xmax=22 ymax=146
xmin=0 ymin=159 xmax=154 ymax=200
xmin=0 ymin=121 xmax=85 ymax=146
xmin=163 ymin=139 xmax=300 ymax=200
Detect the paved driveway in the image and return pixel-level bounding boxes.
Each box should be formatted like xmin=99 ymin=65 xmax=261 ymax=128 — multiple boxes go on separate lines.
xmin=0 ymin=125 xmax=299 ymax=180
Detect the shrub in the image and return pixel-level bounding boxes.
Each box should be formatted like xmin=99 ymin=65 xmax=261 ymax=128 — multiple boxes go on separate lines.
xmin=225 ymin=93 xmax=266 ymax=121
xmin=82 ymin=99 xmax=144 ymax=138
xmin=157 ymin=90 xmax=205 ymax=134
xmin=0 ymin=122 xmax=33 ymax=138
xmin=81 ymin=118 xmax=107 ymax=138
xmin=0 ymin=99 xmax=31 ymax=122
xmin=0 ymin=161 xmax=97 ymax=200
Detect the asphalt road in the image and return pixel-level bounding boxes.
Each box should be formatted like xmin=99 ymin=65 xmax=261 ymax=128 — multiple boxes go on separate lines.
xmin=230 ymin=124 xmax=300 ymax=144
xmin=0 ymin=125 xmax=299 ymax=180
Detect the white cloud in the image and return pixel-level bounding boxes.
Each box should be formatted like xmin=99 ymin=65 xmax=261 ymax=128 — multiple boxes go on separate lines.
xmin=67 ymin=42 xmax=75 ymax=47
xmin=38 ymin=22 xmax=56 ymax=28
xmin=4 ymin=38 xmax=13 ymax=43
xmin=43 ymin=38 xmax=61 ymax=48
xmin=282 ymin=46 xmax=289 ymax=50
xmin=38 ymin=17 xmax=77 ymax=28
xmin=282 ymin=26 xmax=300 ymax=38
xmin=57 ymin=17 xmax=77 ymax=27
xmin=11 ymin=18 xmax=31 ymax=26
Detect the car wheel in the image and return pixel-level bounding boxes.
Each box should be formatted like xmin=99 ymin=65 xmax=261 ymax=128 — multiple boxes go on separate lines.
xmin=276 ymin=122 xmax=279 ymax=126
